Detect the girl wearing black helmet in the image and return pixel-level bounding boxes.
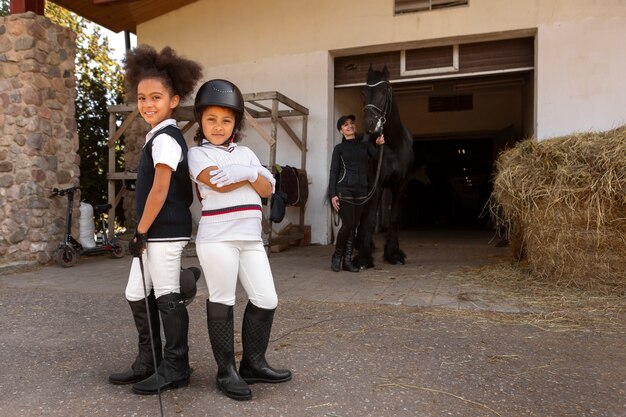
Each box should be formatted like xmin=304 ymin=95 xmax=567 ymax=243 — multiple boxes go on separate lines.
xmin=108 ymin=45 xmax=202 ymax=395
xmin=188 ymin=79 xmax=291 ymax=401
xmin=328 ymin=115 xmax=385 ymax=272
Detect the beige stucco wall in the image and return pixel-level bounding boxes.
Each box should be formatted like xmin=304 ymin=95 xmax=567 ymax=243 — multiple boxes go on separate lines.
xmin=536 ymin=14 xmax=626 ymax=138
xmin=135 ymin=0 xmax=626 ymax=245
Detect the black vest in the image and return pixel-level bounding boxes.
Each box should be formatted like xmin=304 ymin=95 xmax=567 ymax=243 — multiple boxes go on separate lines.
xmin=135 ymin=125 xmax=193 ymax=240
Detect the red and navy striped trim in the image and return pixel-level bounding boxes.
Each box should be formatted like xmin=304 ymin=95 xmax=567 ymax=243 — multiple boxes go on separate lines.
xmin=202 ymin=204 xmax=262 ymax=217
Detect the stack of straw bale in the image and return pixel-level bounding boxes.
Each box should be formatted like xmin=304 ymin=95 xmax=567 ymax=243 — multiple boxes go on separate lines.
xmin=490 ymin=126 xmax=626 ymax=291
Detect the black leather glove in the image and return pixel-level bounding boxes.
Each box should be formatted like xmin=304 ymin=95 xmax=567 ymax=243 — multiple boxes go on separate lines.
xmin=128 ymin=231 xmax=147 ymax=258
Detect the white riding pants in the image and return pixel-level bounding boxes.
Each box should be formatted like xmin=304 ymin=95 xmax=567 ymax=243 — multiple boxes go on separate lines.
xmin=196 ymin=240 xmax=278 ymax=310
xmin=125 ymin=241 xmax=188 ymax=301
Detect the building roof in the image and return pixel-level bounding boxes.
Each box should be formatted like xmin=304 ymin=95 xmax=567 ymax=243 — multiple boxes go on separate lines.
xmin=50 ymin=0 xmax=199 ymax=33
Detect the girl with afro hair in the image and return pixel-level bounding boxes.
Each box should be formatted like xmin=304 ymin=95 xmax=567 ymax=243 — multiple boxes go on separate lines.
xmin=108 ymin=45 xmax=202 ymax=396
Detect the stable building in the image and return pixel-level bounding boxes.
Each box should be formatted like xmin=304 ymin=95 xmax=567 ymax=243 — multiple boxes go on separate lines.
xmin=3 ymin=0 xmax=625 ymax=266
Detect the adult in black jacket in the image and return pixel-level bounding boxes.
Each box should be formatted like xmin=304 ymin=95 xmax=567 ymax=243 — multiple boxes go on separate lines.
xmin=328 ymin=115 xmax=384 ymax=272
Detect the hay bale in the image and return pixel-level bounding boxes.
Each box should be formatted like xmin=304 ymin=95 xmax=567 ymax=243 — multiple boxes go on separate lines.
xmin=490 ymin=126 xmax=626 ymax=291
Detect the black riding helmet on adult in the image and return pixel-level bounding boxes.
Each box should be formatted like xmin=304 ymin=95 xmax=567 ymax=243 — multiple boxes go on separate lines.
xmin=194 ymin=79 xmax=245 ymax=145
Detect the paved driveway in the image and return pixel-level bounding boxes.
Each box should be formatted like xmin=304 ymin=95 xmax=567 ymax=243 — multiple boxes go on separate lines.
xmin=1 ymin=230 xmax=624 ymax=417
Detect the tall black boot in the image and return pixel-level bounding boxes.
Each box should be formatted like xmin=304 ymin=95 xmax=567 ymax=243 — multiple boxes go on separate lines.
xmin=206 ymin=301 xmax=252 ymax=401
xmin=132 ymin=293 xmax=191 ymax=395
xmin=239 ymin=302 xmax=292 ymax=384
xmin=109 ymin=291 xmax=162 ymax=385
xmin=330 ymin=247 xmax=343 ymax=272
xmin=342 ymin=238 xmax=360 ymax=272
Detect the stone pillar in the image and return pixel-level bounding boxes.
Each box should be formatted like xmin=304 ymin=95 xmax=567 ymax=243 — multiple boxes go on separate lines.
xmin=0 ymin=12 xmax=79 ymax=266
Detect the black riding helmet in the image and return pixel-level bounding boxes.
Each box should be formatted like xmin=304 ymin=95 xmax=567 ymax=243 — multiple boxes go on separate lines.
xmin=194 ymin=79 xmax=245 ymax=125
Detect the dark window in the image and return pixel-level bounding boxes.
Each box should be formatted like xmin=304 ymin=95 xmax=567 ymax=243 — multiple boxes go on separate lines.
xmin=428 ymin=95 xmax=473 ymax=112
xmin=395 ymin=0 xmax=469 ymax=14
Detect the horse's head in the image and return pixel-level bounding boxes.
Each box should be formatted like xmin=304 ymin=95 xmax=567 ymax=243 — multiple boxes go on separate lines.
xmin=362 ymin=64 xmax=392 ymax=135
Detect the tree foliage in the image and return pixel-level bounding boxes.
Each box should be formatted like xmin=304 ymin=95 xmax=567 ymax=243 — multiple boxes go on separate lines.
xmin=1 ymin=0 xmax=124 ymax=213
xmin=45 ymin=2 xmax=124 ymax=209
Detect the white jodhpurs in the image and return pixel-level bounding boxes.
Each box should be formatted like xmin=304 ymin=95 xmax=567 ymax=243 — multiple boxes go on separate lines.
xmin=196 ymin=240 xmax=278 ymax=309
xmin=125 ymin=241 xmax=188 ymax=301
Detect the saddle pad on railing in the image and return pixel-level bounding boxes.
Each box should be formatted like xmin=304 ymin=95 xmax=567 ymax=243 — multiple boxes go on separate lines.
xmin=275 ymin=165 xmax=308 ymax=207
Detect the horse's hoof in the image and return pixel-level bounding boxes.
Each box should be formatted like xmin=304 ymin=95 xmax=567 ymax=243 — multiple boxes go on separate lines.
xmin=355 ymin=260 xmax=374 ymax=270
xmin=385 ymin=256 xmax=406 ymax=265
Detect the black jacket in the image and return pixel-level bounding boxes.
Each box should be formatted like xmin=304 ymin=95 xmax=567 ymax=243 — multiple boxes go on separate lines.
xmin=328 ymin=134 xmax=379 ymax=199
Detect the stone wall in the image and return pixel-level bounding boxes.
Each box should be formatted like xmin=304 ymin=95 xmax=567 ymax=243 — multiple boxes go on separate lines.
xmin=0 ymin=12 xmax=79 ymax=266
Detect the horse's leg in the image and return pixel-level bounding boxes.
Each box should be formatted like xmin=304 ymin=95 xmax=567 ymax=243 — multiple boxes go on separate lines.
xmin=384 ymin=183 xmax=407 ymax=265
xmin=354 ymin=192 xmax=381 ymax=269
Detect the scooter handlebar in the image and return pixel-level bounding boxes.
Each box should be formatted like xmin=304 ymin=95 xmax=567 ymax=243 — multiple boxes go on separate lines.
xmin=50 ymin=186 xmax=80 ymax=197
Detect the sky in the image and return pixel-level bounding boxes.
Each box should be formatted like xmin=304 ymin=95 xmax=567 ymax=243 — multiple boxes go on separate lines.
xmin=103 ymin=28 xmax=136 ymax=62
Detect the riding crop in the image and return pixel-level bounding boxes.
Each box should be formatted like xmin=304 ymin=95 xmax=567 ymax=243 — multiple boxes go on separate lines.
xmin=138 ymin=257 xmax=165 ymax=417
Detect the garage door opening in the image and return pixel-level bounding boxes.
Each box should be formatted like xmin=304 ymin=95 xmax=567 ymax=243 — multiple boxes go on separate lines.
xmin=403 ymin=133 xmax=504 ymax=230
xmin=333 ymin=36 xmax=535 ymax=233
xmin=334 ymin=71 xmax=534 ymax=232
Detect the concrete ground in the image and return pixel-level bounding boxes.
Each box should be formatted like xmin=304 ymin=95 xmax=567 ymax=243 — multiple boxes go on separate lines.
xmin=0 ymin=229 xmax=624 ymax=417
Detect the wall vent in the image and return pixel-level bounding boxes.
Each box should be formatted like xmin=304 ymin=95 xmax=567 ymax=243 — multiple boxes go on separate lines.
xmin=395 ymin=0 xmax=469 ymax=14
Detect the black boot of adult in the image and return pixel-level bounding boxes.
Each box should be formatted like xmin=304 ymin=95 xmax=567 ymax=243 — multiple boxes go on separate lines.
xmin=132 ymin=293 xmax=191 ymax=395
xmin=239 ymin=302 xmax=292 ymax=384
xmin=109 ymin=291 xmax=162 ymax=385
xmin=206 ymin=301 xmax=252 ymax=401
xmin=342 ymin=239 xmax=360 ymax=272
xmin=330 ymin=247 xmax=343 ymax=272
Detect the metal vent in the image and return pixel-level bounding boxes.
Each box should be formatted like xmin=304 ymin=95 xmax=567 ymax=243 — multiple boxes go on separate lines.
xmin=395 ymin=0 xmax=469 ymax=14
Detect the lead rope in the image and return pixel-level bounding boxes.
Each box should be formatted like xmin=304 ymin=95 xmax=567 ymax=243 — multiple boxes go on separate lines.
xmin=139 ymin=257 xmax=165 ymax=417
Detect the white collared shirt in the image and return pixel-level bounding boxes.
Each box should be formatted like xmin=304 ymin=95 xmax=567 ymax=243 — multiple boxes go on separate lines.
xmin=145 ymin=119 xmax=183 ymax=170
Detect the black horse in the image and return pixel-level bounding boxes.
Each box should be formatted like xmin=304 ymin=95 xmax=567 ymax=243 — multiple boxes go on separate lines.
xmin=354 ymin=65 xmax=414 ymax=268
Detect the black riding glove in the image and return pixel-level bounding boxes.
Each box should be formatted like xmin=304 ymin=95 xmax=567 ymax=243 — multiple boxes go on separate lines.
xmin=128 ymin=231 xmax=147 ymax=258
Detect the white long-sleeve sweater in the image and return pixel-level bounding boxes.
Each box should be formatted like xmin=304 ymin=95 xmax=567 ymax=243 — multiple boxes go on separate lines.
xmin=188 ymin=141 xmax=264 ymax=224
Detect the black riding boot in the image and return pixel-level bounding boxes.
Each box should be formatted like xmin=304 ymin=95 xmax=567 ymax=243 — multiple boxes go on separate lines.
xmin=239 ymin=302 xmax=292 ymax=384
xmin=342 ymin=239 xmax=360 ymax=272
xmin=109 ymin=291 xmax=162 ymax=385
xmin=132 ymin=293 xmax=191 ymax=395
xmin=206 ymin=301 xmax=252 ymax=401
xmin=330 ymin=247 xmax=343 ymax=272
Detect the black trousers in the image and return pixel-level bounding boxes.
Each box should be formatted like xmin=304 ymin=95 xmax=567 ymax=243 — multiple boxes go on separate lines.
xmin=335 ymin=190 xmax=365 ymax=251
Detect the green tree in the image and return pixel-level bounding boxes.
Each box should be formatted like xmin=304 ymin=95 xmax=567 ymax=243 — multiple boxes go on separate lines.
xmin=45 ymin=2 xmax=124 ymax=210
xmin=1 ymin=1 xmax=124 ymax=221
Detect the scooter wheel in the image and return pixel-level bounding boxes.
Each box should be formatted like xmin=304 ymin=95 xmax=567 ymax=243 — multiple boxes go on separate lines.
xmin=110 ymin=244 xmax=125 ymax=259
xmin=56 ymin=246 xmax=78 ymax=267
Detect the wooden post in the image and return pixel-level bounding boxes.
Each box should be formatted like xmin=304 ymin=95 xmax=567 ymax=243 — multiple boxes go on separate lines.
xmin=299 ymin=114 xmax=308 ymax=232
xmin=107 ymin=112 xmax=117 ymax=240
xmin=9 ymin=0 xmax=45 ymax=14
xmin=270 ymin=97 xmax=279 ymax=168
